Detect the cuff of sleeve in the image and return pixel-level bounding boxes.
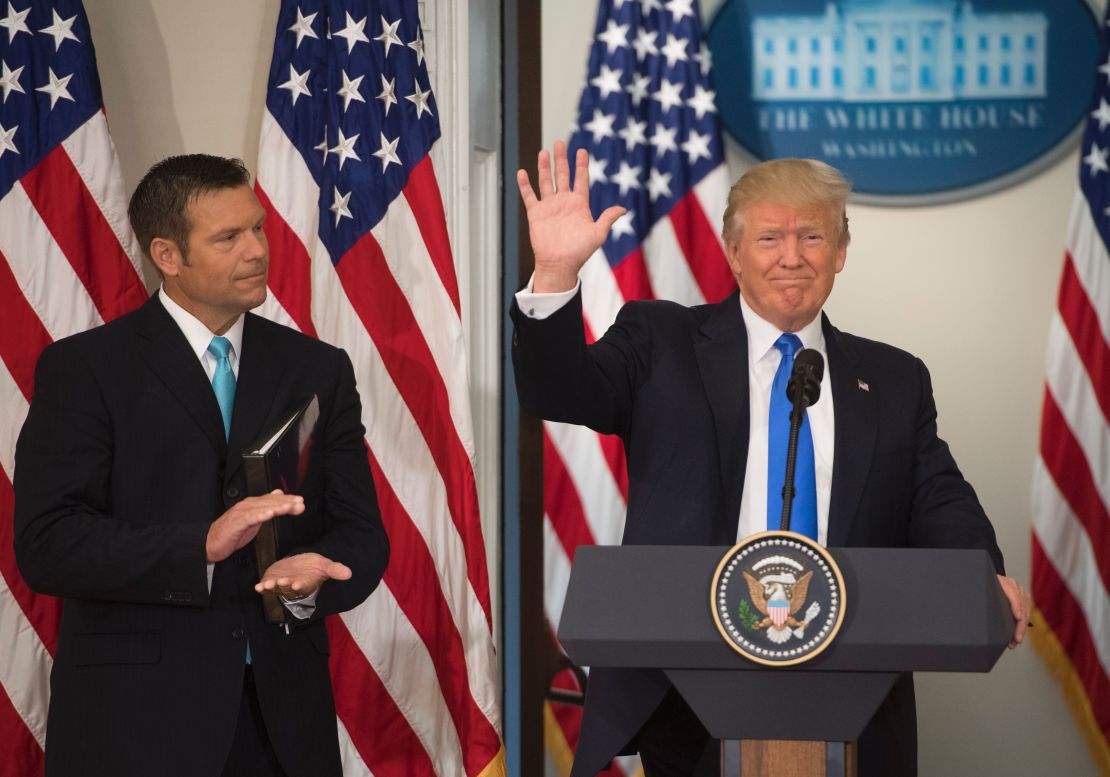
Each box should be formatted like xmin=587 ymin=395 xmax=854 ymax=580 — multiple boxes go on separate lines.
xmin=514 ymin=274 xmax=580 ymax=320
xmin=206 ymin=563 xmax=214 ymax=593
xmin=281 ymin=589 xmax=319 ymax=620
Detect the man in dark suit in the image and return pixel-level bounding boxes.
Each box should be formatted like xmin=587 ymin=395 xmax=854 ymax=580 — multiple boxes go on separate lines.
xmin=511 ymin=143 xmax=1030 ymax=777
xmin=14 ymin=155 xmax=389 ymax=777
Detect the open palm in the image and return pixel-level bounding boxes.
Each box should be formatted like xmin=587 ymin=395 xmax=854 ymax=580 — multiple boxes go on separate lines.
xmin=517 ymin=141 xmax=626 ymax=293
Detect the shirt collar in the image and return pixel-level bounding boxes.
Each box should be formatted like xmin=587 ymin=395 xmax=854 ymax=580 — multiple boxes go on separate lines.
xmin=158 ymin=286 xmax=245 ymax=364
xmin=737 ymin=293 xmax=826 ymax=366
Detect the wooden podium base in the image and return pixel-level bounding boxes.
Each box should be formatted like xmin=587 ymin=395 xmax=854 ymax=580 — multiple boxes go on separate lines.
xmin=720 ymin=740 xmax=857 ymax=777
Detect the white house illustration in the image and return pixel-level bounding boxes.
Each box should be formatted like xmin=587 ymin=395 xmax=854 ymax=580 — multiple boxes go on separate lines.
xmin=751 ymin=0 xmax=1047 ymax=102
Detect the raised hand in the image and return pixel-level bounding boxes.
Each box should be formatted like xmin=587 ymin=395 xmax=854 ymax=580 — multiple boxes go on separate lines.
xmin=517 ymin=140 xmax=626 ymax=293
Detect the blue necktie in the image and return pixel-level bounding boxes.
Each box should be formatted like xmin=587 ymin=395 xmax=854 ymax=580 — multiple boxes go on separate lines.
xmin=207 ymin=337 xmax=250 ymax=661
xmin=206 ymin=336 xmax=236 ymax=440
xmin=767 ymin=334 xmax=818 ymax=539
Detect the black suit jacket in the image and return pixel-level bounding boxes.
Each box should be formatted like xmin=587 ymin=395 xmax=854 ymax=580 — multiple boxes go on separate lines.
xmin=14 ymin=296 xmax=389 ymax=777
xmin=511 ymin=289 xmax=1003 ymax=777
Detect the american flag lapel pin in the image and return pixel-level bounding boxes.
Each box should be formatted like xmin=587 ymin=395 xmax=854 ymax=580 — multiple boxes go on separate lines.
xmin=857 ymin=378 xmax=870 ymax=392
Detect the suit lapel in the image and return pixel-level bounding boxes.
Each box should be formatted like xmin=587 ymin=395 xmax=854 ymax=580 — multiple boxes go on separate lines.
xmin=225 ymin=314 xmax=286 ymax=484
xmin=693 ymin=292 xmax=749 ymax=543
xmin=824 ymin=317 xmax=877 ymax=546
xmin=135 ymin=296 xmax=228 ymax=457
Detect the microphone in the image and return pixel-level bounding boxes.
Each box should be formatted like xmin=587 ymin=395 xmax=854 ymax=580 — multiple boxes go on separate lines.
xmin=786 ymin=348 xmax=824 ymax=408
xmin=778 ymin=348 xmax=824 ymax=532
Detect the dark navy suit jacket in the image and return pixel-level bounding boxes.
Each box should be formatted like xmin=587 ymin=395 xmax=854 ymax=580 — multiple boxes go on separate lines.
xmin=15 ymin=296 xmax=389 ymax=777
xmin=511 ymin=289 xmax=1003 ymax=777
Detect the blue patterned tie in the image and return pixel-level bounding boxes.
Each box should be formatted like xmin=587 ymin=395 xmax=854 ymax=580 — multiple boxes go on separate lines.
xmin=206 ymin=336 xmax=236 ymax=440
xmin=767 ymin=334 xmax=818 ymax=539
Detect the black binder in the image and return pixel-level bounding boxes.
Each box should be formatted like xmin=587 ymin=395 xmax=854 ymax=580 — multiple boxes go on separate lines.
xmin=241 ymin=395 xmax=320 ymax=624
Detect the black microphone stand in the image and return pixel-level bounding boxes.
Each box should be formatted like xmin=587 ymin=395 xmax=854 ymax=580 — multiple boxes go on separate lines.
xmin=779 ymin=378 xmax=809 ymax=532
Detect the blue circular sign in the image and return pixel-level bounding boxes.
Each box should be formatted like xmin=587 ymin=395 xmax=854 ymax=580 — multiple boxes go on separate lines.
xmin=708 ymin=0 xmax=1100 ymax=203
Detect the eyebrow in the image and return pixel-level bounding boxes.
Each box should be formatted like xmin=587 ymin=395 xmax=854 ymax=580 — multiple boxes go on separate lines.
xmin=754 ymin=223 xmax=827 ymax=233
xmin=209 ymin=214 xmax=265 ymax=240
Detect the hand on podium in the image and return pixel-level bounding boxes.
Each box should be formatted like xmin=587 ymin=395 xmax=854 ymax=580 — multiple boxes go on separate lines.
xmin=997 ymin=574 xmax=1031 ymax=648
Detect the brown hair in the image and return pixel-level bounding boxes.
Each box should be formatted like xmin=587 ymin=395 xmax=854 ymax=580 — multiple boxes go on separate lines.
xmin=128 ymin=154 xmax=251 ymax=264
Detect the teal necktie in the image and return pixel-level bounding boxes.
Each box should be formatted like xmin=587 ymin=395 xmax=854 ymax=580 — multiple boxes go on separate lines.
xmin=207 ymin=336 xmax=249 ymax=661
xmin=207 ymin=336 xmax=236 ymax=440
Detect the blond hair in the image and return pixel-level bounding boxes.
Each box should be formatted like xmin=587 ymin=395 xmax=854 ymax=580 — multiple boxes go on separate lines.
xmin=721 ymin=158 xmax=851 ymax=244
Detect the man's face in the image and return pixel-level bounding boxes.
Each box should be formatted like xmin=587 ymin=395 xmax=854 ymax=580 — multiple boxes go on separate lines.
xmin=725 ymin=201 xmax=847 ymax=332
xmin=163 ymin=185 xmax=268 ymax=333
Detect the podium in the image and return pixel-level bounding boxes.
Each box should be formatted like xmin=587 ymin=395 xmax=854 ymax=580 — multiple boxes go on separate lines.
xmin=557 ymin=545 xmax=1012 ymax=776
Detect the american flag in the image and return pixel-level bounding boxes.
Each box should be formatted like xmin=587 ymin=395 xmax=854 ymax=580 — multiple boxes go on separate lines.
xmin=541 ymin=0 xmax=733 ymax=772
xmin=1031 ymin=3 xmax=1110 ymax=773
xmin=0 ymin=1 xmax=149 ymax=773
xmin=254 ymin=1 xmax=504 ymax=775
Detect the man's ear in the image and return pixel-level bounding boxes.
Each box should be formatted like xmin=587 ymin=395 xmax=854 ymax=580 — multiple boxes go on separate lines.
xmin=725 ymin=236 xmax=743 ymax=278
xmin=149 ymin=237 xmax=183 ymax=277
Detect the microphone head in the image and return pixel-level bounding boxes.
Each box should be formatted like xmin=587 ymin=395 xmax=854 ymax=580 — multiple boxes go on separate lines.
xmin=787 ymin=348 xmax=824 ymax=407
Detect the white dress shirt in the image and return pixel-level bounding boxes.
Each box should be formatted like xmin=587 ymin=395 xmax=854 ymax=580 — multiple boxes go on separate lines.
xmin=515 ymin=276 xmax=836 ymax=546
xmin=735 ymin=295 xmax=835 ymax=545
xmin=158 ymin=288 xmax=244 ymax=382
xmin=157 ymin=288 xmax=316 ymax=617
xmin=514 ymin=275 xmax=581 ymax=320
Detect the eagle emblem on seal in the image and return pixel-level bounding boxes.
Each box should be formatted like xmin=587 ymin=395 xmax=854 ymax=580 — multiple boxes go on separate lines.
xmin=712 ymin=532 xmax=846 ymax=665
xmin=742 ymin=555 xmax=822 ymax=645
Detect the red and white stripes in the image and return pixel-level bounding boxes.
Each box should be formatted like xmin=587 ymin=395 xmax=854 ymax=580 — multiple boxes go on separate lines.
xmin=541 ymin=162 xmax=732 ymax=777
xmin=256 ymin=110 xmax=504 ymax=776
xmin=0 ymin=111 xmax=147 ymax=777
xmin=1032 ymin=190 xmax=1110 ymax=771
xmin=1 ymin=100 xmax=506 ymax=777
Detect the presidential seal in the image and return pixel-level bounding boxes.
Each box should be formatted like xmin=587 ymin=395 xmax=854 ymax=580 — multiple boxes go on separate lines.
xmin=711 ymin=531 xmax=846 ymax=667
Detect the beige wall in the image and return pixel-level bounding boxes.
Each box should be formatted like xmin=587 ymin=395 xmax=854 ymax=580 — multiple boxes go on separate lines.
xmin=542 ymin=2 xmax=1098 ymax=776
xmin=86 ymin=1 xmax=278 ymax=197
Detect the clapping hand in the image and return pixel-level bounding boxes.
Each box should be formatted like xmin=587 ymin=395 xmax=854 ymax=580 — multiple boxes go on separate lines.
xmin=205 ymin=490 xmax=304 ymax=563
xmin=256 ymin=552 xmax=352 ymax=600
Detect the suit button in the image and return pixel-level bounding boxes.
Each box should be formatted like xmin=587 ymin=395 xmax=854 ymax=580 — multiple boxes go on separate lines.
xmin=239 ymin=552 xmax=251 ymax=567
xmin=226 ymin=486 xmax=240 ymax=499
xmin=232 ymin=628 xmax=245 ymax=639
xmin=162 ymin=591 xmax=172 ymax=602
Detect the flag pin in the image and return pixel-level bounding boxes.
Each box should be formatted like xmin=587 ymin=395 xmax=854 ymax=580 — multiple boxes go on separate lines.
xmin=857 ymin=379 xmax=870 ymax=392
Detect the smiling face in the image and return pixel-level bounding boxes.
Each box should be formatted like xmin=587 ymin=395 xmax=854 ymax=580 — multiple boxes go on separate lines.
xmin=726 ymin=201 xmax=847 ymax=333
xmin=154 ymin=185 xmax=269 ymax=334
